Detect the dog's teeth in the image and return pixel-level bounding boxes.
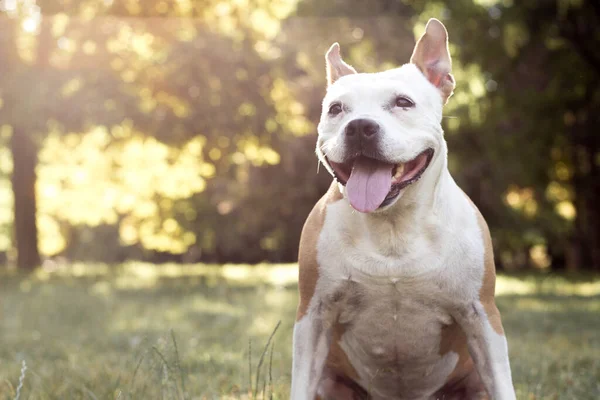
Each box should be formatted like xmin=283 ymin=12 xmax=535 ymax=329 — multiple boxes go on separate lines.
xmin=393 ymin=164 xmax=404 ymax=179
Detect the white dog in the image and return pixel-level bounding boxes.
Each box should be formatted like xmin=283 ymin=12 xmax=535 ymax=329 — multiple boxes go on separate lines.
xmin=291 ymin=19 xmax=516 ymax=400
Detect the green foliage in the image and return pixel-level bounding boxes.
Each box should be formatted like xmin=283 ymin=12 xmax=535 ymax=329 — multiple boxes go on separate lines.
xmin=0 ymin=0 xmax=313 ymax=259
xmin=0 ymin=0 xmax=598 ymax=267
xmin=296 ymin=0 xmax=600 ymax=269
xmin=37 ymin=128 xmax=212 ymax=254
xmin=0 ymin=264 xmax=599 ymax=398
xmin=407 ymin=0 xmax=600 ymax=269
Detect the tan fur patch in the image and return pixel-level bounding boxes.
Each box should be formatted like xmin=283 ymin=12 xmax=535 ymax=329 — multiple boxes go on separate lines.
xmin=465 ymin=194 xmax=505 ymax=335
xmin=325 ymin=321 xmax=362 ymax=383
xmin=296 ymin=182 xmax=343 ymax=320
xmin=440 ymin=193 xmax=507 ymax=385
xmin=438 ymin=323 xmax=490 ymax=397
xmin=439 ymin=321 xmax=472 ymax=384
xmin=296 ymin=182 xmax=361 ymax=388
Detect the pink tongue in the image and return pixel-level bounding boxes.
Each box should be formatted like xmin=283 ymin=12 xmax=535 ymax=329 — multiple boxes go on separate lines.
xmin=346 ymin=157 xmax=393 ymax=213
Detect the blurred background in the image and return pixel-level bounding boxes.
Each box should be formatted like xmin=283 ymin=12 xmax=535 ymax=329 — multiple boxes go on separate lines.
xmin=1 ymin=1 xmax=600 ymax=398
xmin=0 ymin=0 xmax=599 ymax=271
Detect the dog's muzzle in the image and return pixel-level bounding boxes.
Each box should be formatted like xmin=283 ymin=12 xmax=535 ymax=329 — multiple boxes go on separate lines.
xmin=343 ymin=118 xmax=384 ymax=160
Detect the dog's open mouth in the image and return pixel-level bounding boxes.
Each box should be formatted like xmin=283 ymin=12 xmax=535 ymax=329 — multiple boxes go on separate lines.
xmin=327 ymin=148 xmax=434 ymax=213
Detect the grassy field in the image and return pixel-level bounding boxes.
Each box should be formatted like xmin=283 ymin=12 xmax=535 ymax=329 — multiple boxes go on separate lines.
xmin=1 ymin=263 xmax=599 ymax=399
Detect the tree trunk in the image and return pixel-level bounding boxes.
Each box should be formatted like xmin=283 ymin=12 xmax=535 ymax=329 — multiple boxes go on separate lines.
xmin=11 ymin=128 xmax=40 ymax=270
xmin=1 ymin=17 xmax=41 ymax=270
xmin=569 ymin=114 xmax=600 ymax=271
xmin=561 ymin=2 xmax=600 ymax=271
xmin=6 ymin=17 xmax=54 ymax=270
xmin=573 ymin=158 xmax=600 ymax=271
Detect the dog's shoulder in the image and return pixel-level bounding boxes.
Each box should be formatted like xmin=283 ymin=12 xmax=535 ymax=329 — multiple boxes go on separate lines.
xmin=460 ymin=190 xmax=503 ymax=334
xmin=296 ymin=182 xmax=343 ymax=320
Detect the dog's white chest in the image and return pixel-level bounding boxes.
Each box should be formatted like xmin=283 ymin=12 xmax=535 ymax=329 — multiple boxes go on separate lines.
xmin=320 ymin=274 xmax=459 ymax=399
xmin=311 ymin=197 xmax=486 ymax=398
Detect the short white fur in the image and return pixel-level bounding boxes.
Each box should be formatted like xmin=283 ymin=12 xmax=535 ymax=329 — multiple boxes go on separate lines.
xmin=292 ymin=18 xmax=516 ymax=400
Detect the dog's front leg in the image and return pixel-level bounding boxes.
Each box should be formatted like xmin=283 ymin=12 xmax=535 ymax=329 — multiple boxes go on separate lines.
xmin=291 ymin=305 xmax=331 ymax=400
xmin=453 ymin=300 xmax=515 ymax=400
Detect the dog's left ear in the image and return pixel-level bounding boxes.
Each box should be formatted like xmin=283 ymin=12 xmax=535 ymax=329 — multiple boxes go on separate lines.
xmin=325 ymin=43 xmax=357 ymax=86
xmin=410 ymin=18 xmax=455 ymax=104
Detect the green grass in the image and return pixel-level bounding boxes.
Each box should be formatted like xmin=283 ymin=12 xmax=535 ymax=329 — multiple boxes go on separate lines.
xmin=1 ymin=263 xmax=599 ymax=399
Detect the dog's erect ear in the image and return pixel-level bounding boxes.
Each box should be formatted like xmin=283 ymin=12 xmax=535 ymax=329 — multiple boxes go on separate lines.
xmin=410 ymin=18 xmax=455 ymax=104
xmin=325 ymin=43 xmax=357 ymax=86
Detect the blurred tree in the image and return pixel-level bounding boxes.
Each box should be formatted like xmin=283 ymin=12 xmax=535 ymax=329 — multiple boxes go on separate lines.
xmin=1 ymin=0 xmax=597 ymax=269
xmin=406 ymin=0 xmax=600 ymax=270
xmin=1 ymin=0 xmax=305 ymax=264
xmin=0 ymin=5 xmax=46 ymax=270
xmin=294 ymin=0 xmax=600 ymax=270
xmin=1 ymin=1 xmax=142 ymax=268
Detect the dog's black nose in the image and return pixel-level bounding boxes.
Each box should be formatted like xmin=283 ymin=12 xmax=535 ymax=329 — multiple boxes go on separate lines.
xmin=344 ymin=118 xmax=383 ymax=158
xmin=345 ymin=118 xmax=380 ymax=139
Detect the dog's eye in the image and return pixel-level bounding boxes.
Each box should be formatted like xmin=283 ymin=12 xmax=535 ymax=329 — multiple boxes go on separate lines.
xmin=328 ymin=103 xmax=343 ymax=116
xmin=395 ymin=96 xmax=415 ymax=109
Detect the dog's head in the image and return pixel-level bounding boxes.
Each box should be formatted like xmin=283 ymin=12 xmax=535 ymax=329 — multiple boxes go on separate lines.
xmin=317 ymin=19 xmax=455 ymax=213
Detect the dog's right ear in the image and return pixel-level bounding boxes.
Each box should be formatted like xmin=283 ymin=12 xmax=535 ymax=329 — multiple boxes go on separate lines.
xmin=410 ymin=19 xmax=455 ymax=104
xmin=325 ymin=43 xmax=357 ymax=86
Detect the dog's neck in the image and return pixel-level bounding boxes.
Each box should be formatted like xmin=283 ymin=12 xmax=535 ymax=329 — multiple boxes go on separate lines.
xmin=338 ymin=140 xmax=460 ymax=257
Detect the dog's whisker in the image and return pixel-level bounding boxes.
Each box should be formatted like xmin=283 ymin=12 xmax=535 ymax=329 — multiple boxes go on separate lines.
xmin=320 ymin=142 xmax=344 ymax=162
xmin=319 ymin=143 xmax=330 ymax=154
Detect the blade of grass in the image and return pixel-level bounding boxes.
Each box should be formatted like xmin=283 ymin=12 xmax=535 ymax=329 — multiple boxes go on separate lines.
xmin=129 ymin=350 xmax=147 ymax=398
xmin=161 ymin=364 xmax=169 ymax=400
xmin=80 ymin=383 xmax=99 ymax=400
xmin=152 ymin=347 xmax=174 ymax=375
xmin=23 ymin=367 xmax=51 ymax=398
xmin=4 ymin=379 xmax=15 ymax=398
xmin=170 ymin=329 xmax=186 ymax=400
xmin=105 ymin=373 xmax=121 ymax=400
xmin=248 ymin=338 xmax=252 ymax=395
xmin=14 ymin=360 xmax=27 ymax=400
xmin=268 ymin=341 xmax=274 ymax=400
xmin=253 ymin=321 xmax=281 ymax=399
